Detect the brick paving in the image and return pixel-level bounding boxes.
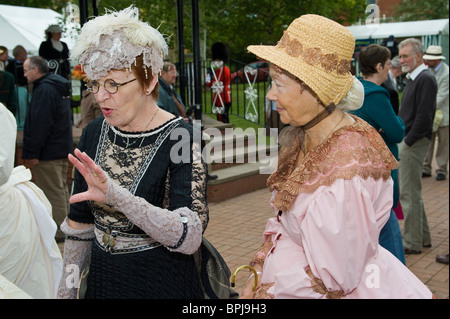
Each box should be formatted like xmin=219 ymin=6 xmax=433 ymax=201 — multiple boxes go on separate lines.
xmin=399 ymin=173 xmax=449 ymax=299
xmin=204 ymin=171 xmax=449 ymax=299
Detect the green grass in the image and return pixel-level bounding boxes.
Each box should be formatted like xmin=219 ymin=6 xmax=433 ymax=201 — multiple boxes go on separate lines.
xmin=71 ymin=95 xmax=81 ymax=114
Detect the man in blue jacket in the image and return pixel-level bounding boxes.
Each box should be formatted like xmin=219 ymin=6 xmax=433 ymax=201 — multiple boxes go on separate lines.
xmin=23 ymin=56 xmax=73 ymax=242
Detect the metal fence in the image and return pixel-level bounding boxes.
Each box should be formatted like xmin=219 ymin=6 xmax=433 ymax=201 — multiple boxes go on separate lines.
xmin=6 ymin=58 xmax=271 ymax=129
xmin=178 ymin=59 xmax=270 ymax=127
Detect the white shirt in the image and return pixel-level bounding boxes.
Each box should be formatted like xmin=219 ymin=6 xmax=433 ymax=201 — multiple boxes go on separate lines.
xmin=407 ymin=63 xmax=428 ymax=81
xmin=51 ymin=39 xmax=63 ymax=52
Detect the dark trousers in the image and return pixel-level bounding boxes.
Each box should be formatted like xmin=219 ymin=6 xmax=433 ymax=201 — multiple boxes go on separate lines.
xmin=216 ymin=102 xmax=231 ymax=123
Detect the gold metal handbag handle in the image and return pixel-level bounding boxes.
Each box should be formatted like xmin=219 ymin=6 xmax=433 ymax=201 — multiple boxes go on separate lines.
xmin=231 ymin=265 xmax=258 ymax=291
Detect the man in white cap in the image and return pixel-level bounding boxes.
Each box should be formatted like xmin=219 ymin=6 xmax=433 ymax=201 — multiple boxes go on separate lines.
xmin=422 ymin=45 xmax=449 ymax=182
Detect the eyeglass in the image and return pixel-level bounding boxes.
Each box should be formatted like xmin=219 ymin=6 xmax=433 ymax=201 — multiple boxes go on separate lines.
xmin=399 ymin=53 xmax=414 ymax=60
xmin=86 ymin=78 xmax=137 ymax=94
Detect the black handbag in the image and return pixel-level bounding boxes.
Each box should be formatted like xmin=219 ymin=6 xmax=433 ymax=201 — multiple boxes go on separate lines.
xmin=194 ymin=237 xmax=239 ymax=299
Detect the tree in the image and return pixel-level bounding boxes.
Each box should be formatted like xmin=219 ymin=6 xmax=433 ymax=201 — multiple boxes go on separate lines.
xmin=1 ymin=0 xmax=67 ymax=12
xmin=200 ymin=0 xmax=367 ymax=62
xmin=393 ymin=0 xmax=449 ymax=21
xmin=4 ymin=0 xmax=368 ymax=63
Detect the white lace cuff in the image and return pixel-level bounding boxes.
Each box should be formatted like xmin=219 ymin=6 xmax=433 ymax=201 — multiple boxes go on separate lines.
xmin=105 ymin=180 xmax=203 ymax=255
xmin=58 ymin=218 xmax=94 ymax=299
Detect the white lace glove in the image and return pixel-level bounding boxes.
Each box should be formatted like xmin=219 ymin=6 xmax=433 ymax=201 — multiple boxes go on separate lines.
xmin=106 ymin=181 xmax=203 ymax=255
xmin=57 ymin=218 xmax=94 ymax=299
xmin=68 ymin=148 xmax=203 ymax=256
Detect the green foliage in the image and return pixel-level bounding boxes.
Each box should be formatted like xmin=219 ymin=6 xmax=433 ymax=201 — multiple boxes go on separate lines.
xmin=393 ymin=0 xmax=449 ymax=21
xmin=4 ymin=0 xmax=367 ymax=63
xmin=201 ymin=0 xmax=367 ymax=62
xmin=12 ymin=0 xmax=447 ymax=64
xmin=2 ymin=0 xmax=68 ymax=12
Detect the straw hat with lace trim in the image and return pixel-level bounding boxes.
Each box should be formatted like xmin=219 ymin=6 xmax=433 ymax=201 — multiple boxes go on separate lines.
xmin=247 ymin=14 xmax=355 ymax=107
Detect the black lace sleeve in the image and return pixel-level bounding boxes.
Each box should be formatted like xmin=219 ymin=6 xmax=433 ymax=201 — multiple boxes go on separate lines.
xmin=167 ymin=122 xmax=209 ymax=232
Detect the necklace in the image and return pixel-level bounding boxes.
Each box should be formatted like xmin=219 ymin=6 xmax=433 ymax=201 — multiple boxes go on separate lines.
xmin=324 ymin=112 xmax=346 ymax=141
xmin=113 ymin=107 xmax=160 ymax=148
xmin=145 ymin=107 xmax=160 ymax=130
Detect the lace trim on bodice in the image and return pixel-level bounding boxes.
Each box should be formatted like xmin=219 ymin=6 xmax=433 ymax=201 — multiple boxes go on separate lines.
xmin=268 ymin=115 xmax=398 ymax=212
xmin=88 ymin=118 xmax=207 ymax=255
xmin=89 ymin=119 xmax=180 ymax=229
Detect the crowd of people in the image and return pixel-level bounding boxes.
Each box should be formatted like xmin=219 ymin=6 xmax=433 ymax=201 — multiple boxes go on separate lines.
xmin=0 ymin=5 xmax=448 ymax=299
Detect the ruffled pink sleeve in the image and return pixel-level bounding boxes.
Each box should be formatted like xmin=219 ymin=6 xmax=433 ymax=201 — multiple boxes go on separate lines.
xmin=298 ymin=177 xmax=393 ymax=296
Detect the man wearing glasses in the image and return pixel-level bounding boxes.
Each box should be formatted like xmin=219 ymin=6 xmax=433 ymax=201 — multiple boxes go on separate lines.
xmin=157 ymin=62 xmax=189 ymax=122
xmin=22 ymin=55 xmax=73 ymax=242
xmin=397 ymin=38 xmax=438 ymax=255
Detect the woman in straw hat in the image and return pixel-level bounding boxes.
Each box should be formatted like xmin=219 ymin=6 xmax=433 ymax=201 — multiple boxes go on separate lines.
xmin=57 ymin=6 xmax=208 ymax=299
xmin=242 ymin=14 xmax=433 ymax=299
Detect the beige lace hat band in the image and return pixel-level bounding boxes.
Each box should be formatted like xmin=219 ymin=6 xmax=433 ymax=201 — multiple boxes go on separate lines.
xmin=248 ymin=14 xmax=355 ymax=107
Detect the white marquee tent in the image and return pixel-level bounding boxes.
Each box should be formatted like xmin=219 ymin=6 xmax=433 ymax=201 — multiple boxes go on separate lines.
xmin=346 ymin=19 xmax=449 ymax=60
xmin=0 ymin=4 xmax=78 ymax=56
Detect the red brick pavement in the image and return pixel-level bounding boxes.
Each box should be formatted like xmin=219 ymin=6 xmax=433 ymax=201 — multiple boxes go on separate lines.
xmin=204 ymin=172 xmax=449 ymax=299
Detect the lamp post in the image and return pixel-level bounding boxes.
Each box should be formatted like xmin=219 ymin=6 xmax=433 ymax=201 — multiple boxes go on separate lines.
xmin=191 ymin=0 xmax=202 ymax=111
xmin=78 ymin=0 xmax=88 ymax=26
xmin=78 ymin=0 xmax=98 ymax=26
xmin=177 ymin=0 xmax=186 ymax=104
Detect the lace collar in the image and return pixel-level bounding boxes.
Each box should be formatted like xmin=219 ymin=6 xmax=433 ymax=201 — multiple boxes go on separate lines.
xmin=268 ymin=115 xmax=398 ymax=212
xmin=108 ymin=116 xmax=181 ymax=138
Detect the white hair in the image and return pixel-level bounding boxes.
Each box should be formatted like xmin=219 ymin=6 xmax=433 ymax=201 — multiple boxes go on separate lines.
xmin=336 ymin=76 xmax=364 ymax=111
xmin=399 ymin=38 xmax=424 ymax=55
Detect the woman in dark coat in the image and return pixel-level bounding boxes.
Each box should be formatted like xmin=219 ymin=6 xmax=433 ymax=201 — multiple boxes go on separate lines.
xmin=39 ymin=24 xmax=70 ymax=80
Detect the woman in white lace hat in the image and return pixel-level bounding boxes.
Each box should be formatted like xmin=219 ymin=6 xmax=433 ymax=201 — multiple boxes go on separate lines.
xmin=241 ymin=14 xmax=434 ymax=299
xmin=57 ymin=6 xmax=208 ymax=299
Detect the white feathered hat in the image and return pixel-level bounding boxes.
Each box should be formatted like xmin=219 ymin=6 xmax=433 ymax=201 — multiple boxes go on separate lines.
xmin=70 ymin=5 xmax=168 ymax=80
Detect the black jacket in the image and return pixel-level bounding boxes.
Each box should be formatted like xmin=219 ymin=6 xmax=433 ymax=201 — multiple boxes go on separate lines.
xmin=5 ymin=59 xmax=28 ymax=87
xmin=399 ymin=69 xmax=437 ymax=146
xmin=22 ymin=73 xmax=73 ymax=160
xmin=38 ymin=40 xmax=71 ymax=79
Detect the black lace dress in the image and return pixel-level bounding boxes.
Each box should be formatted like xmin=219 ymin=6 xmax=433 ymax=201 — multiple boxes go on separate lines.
xmin=68 ymin=116 xmax=209 ymax=298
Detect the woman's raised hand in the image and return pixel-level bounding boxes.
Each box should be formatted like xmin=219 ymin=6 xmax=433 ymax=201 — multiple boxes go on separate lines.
xmin=68 ymin=148 xmax=109 ymax=204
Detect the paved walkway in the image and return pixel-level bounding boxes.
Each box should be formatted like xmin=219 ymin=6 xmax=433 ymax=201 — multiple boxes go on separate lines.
xmin=204 ymin=171 xmax=449 ymax=298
